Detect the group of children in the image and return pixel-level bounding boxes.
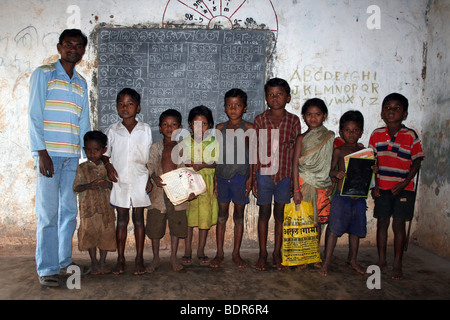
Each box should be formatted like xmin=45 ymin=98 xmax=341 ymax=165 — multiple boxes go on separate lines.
xmin=73 ymin=78 xmax=424 ymax=281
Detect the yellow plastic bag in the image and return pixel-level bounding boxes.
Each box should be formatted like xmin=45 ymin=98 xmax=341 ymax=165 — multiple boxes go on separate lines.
xmin=282 ymin=201 xmax=322 ymax=266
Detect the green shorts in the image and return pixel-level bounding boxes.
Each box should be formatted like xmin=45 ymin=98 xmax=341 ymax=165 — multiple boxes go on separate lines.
xmin=374 ymin=189 xmax=416 ymax=220
xmin=145 ymin=195 xmax=187 ymax=239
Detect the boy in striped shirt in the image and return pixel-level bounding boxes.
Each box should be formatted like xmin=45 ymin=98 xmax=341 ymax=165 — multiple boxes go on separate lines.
xmin=252 ymin=78 xmax=301 ymax=271
xmin=369 ymin=93 xmax=424 ymax=280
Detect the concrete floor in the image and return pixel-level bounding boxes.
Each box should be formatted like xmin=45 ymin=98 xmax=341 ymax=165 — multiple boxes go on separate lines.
xmin=1 ymin=244 xmax=449 ymax=303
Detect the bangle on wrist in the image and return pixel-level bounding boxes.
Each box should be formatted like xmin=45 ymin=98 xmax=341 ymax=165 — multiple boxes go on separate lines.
xmin=294 ymin=189 xmax=301 ymax=193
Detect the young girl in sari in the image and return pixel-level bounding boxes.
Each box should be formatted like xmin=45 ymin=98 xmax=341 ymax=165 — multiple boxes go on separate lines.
xmin=292 ymin=98 xmax=335 ymax=269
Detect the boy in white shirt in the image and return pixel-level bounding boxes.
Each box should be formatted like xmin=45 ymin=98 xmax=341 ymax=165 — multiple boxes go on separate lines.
xmin=103 ymin=88 xmax=153 ymax=275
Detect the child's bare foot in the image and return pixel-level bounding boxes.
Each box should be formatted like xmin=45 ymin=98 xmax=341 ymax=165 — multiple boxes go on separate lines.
xmin=113 ymin=259 xmax=125 ymax=275
xmin=232 ymin=254 xmax=247 ymax=269
xmin=210 ymin=255 xmax=224 ymax=268
xmin=392 ymin=265 xmax=403 ymax=280
xmin=134 ymin=258 xmax=146 ymax=275
xmin=319 ymin=263 xmax=331 ymax=277
xmin=90 ymin=260 xmax=101 ymax=275
xmin=295 ymin=264 xmax=308 ymax=272
xmin=146 ymin=257 xmax=160 ymax=274
xmin=91 ymin=266 xmax=100 ymax=275
xmin=349 ymin=262 xmax=365 ymax=275
xmin=377 ymin=260 xmax=388 ymax=270
xmin=253 ymin=255 xmax=267 ymax=271
xmin=313 ymin=262 xmax=323 ymax=269
xmin=98 ymin=261 xmax=111 ymax=275
xmin=273 ymin=253 xmax=287 ymax=271
xmin=171 ymin=257 xmax=184 ymax=272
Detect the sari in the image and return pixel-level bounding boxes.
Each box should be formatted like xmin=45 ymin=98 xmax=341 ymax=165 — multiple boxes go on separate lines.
xmin=298 ymin=125 xmax=334 ymax=224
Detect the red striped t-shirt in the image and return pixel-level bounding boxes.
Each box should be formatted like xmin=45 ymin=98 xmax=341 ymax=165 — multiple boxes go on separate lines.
xmin=368 ymin=126 xmax=424 ymax=191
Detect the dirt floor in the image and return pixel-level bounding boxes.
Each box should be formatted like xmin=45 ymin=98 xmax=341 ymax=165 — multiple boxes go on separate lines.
xmin=1 ymin=244 xmax=449 ymax=305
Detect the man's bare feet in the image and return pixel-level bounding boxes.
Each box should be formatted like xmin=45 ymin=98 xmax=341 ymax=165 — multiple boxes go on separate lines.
xmin=210 ymin=255 xmax=224 ymax=268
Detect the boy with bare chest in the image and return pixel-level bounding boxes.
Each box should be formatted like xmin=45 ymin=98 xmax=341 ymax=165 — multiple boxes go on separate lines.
xmin=146 ymin=109 xmax=190 ymax=272
xmin=320 ymin=111 xmax=369 ymax=276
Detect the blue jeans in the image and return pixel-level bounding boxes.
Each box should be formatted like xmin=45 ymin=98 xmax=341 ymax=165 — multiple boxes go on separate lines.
xmin=34 ymin=156 xmax=79 ymax=277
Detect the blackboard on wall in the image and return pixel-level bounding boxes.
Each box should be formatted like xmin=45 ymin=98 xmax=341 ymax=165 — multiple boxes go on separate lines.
xmin=97 ymin=28 xmax=267 ymax=140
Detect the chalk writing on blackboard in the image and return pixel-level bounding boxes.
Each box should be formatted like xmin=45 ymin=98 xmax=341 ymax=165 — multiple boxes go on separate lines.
xmin=97 ymin=28 xmax=267 ymax=140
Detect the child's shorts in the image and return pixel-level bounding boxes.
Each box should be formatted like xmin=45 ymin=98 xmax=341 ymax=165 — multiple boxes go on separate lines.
xmin=146 ymin=195 xmax=187 ymax=239
xmin=256 ymin=173 xmax=291 ymax=205
xmin=216 ymin=173 xmax=250 ymax=205
xmin=329 ymin=192 xmax=367 ymax=238
xmin=374 ymin=189 xmax=416 ymax=220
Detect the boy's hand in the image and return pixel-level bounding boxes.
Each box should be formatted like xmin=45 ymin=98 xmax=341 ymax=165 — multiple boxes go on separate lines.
xmin=251 ymin=176 xmax=258 ymax=198
xmin=91 ymin=179 xmax=110 ymax=190
xmin=146 ymin=177 xmax=153 ymax=194
xmin=187 ymin=192 xmax=197 ymax=201
xmin=371 ymin=185 xmax=380 ymax=198
xmin=152 ymin=175 xmax=166 ymax=188
xmin=325 ymin=184 xmax=335 ymax=197
xmin=391 ymin=181 xmax=408 ymax=196
xmin=332 ymin=170 xmax=346 ymax=180
xmin=293 ymin=191 xmax=303 ymax=205
xmin=245 ymin=177 xmax=252 ymax=197
xmin=371 ymin=164 xmax=379 ymax=174
xmin=105 ymin=162 xmax=118 ymax=182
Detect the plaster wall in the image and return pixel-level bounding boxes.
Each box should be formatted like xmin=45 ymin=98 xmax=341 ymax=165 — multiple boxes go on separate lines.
xmin=415 ymin=0 xmax=450 ymax=258
xmin=0 ymin=0 xmax=447 ymax=258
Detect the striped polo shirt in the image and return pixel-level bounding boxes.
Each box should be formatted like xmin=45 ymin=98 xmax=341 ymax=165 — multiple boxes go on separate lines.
xmin=369 ymin=126 xmax=424 ymax=191
xmin=28 ymin=60 xmax=91 ymax=157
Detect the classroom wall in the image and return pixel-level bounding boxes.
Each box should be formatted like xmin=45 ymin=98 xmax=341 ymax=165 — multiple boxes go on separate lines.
xmin=0 ymin=0 xmax=447 ymax=258
xmin=414 ymin=0 xmax=450 ymax=258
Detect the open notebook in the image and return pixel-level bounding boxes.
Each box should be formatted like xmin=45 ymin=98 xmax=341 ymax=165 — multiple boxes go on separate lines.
xmin=160 ymin=167 xmax=206 ymax=205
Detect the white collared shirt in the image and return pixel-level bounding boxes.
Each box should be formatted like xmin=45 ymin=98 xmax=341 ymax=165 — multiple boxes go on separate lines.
xmin=105 ymin=120 xmax=152 ymax=208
